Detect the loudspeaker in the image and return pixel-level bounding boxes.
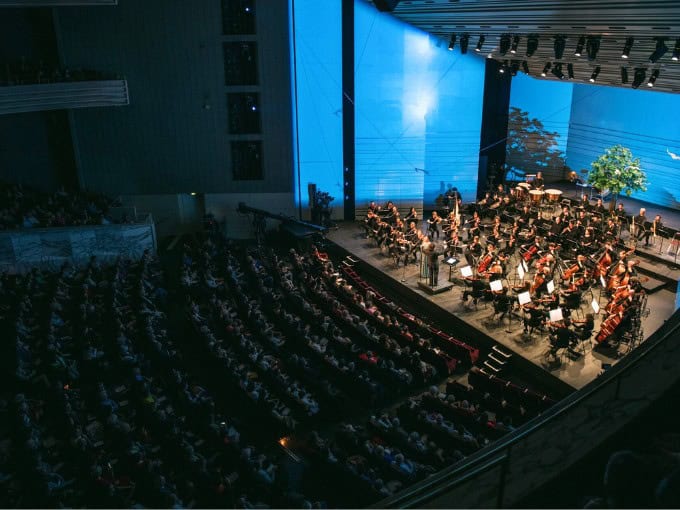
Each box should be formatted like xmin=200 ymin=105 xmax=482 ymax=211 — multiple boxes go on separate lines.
xmin=373 ymin=0 xmax=400 ymax=12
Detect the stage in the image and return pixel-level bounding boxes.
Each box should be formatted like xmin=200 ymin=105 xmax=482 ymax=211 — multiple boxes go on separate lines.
xmin=326 ymin=220 xmax=679 ymax=390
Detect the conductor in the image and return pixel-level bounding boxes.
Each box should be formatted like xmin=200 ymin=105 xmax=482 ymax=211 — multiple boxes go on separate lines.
xmin=426 ymin=243 xmax=441 ymax=287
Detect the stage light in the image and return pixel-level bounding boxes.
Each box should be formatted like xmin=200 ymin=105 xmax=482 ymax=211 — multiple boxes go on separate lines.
xmin=574 ymin=36 xmax=585 ymax=57
xmin=448 ymin=34 xmax=456 ymax=51
xmin=554 ymin=35 xmax=566 ymax=59
xmin=510 ymin=60 xmax=520 ymax=76
xmin=647 ymin=69 xmax=659 ymax=87
xmin=487 ymin=52 xmax=493 ymax=59
xmin=567 ymin=63 xmax=574 ymax=79
xmin=621 ymin=37 xmax=634 ymax=59
xmin=510 ymin=35 xmax=520 ymax=54
xmin=621 ymin=66 xmax=629 ymax=84
xmin=460 ymin=33 xmax=469 ymax=54
xmin=522 ymin=60 xmax=530 ymax=74
xmin=475 ymin=35 xmax=485 ymax=52
xmin=551 ymin=62 xmax=565 ymax=79
xmin=649 ymin=38 xmax=668 ymax=63
xmin=526 ymin=35 xmax=539 ymax=57
xmin=673 ymin=38 xmax=680 ymax=61
xmin=586 ymin=36 xmax=600 ymax=61
xmin=499 ymin=60 xmax=507 ymax=73
xmin=541 ymin=62 xmax=551 ymax=77
xmin=632 ymin=68 xmax=646 ymax=89
xmin=499 ymin=34 xmax=511 ymax=55
xmin=589 ymin=66 xmax=601 ymax=82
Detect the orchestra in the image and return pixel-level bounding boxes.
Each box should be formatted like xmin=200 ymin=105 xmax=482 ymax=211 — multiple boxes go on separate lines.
xmin=361 ymin=176 xmax=671 ymax=353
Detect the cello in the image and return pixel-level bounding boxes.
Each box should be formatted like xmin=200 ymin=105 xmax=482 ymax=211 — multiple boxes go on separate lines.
xmin=477 ymin=253 xmax=494 ymax=274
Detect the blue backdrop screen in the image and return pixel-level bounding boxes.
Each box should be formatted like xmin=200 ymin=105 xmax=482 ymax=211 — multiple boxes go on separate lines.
xmin=290 ymin=0 xmax=343 ymax=214
xmin=354 ymin=1 xmax=485 ymax=208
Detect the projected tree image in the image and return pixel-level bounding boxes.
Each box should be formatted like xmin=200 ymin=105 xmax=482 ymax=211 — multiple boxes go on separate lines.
xmin=587 ymin=144 xmax=647 ymax=210
xmin=505 ymin=107 xmax=568 ymax=181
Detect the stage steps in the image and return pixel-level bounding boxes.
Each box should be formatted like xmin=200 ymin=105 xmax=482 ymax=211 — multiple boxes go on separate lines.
xmin=634 ymin=258 xmax=679 ymax=294
xmin=481 ymin=345 xmax=513 ymax=375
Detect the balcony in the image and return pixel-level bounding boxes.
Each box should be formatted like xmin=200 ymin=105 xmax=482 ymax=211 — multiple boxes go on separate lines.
xmin=0 ymin=79 xmax=129 ymax=115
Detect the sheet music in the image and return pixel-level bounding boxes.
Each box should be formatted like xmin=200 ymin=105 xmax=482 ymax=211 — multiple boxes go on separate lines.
xmin=518 ymin=291 xmax=531 ymax=305
xmin=549 ymin=308 xmax=564 ymax=323
xmin=517 ymin=263 xmax=525 ymax=280
xmin=546 ymin=280 xmax=555 ymax=294
xmin=591 ymin=299 xmax=600 ymax=314
xmin=490 ymin=279 xmax=503 ymax=292
xmin=460 ymin=265 xmax=473 ymax=277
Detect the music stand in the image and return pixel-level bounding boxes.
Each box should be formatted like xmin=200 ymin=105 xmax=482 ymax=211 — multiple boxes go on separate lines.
xmin=445 ymin=256 xmax=459 ymax=282
xmin=546 ymin=279 xmax=555 ymax=295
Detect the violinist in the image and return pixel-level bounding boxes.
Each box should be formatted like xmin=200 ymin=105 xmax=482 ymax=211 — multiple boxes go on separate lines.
xmin=523 ymin=302 xmax=546 ymax=335
xmin=558 ymin=205 xmax=571 ymax=223
xmin=503 ymin=233 xmax=518 ymax=257
xmin=572 ymin=313 xmax=595 ymax=340
xmin=465 ymin=235 xmax=484 ymax=266
xmin=462 ymin=276 xmax=486 ymax=307
xmin=548 ymin=216 xmax=563 ymax=242
xmin=580 ymin=227 xmax=595 ymax=252
xmin=548 ymin=319 xmax=576 ymax=352
xmin=579 ymin=193 xmax=591 ymax=211
xmin=465 ymin=211 xmax=481 ymax=240
xmin=427 ymin=211 xmax=442 ymax=240
xmin=517 ymin=205 xmax=533 ymax=229
xmin=404 ymin=207 xmax=419 ymax=226
xmin=445 ymin=230 xmax=462 ymax=258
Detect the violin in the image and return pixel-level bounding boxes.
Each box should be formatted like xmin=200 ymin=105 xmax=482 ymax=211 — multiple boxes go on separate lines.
xmin=523 ymin=244 xmax=539 ymax=262
xmin=478 ymin=253 xmax=494 ymax=273
xmin=530 ymin=273 xmax=545 ymax=294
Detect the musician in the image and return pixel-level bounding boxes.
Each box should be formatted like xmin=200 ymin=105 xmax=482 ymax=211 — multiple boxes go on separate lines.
xmin=592 ymin=198 xmax=606 ymax=215
xmin=533 ymin=171 xmax=545 ymax=190
xmin=572 ymin=313 xmax=595 ymax=340
xmin=633 ymin=208 xmax=648 ymax=242
xmin=558 ymin=205 xmax=571 ymax=223
xmin=650 ymin=214 xmax=663 ymax=247
xmin=522 ymin=302 xmax=546 ymax=335
xmin=547 ymin=216 xmax=563 ymax=242
xmin=465 ymin=235 xmax=483 ymax=266
xmin=580 ymin=227 xmax=596 ymax=252
xmin=579 ymin=193 xmax=591 ymax=211
xmin=368 ymin=201 xmax=379 ymax=214
xmin=614 ymin=202 xmax=627 ymax=221
xmin=503 ymin=233 xmax=518 ymax=257
xmin=404 ymin=207 xmax=419 ymax=225
xmin=548 ymin=321 xmax=576 ymax=352
xmin=465 ymin=211 xmax=481 ymax=240
xmin=445 ymin=230 xmax=462 ymax=258
xmin=604 ymin=218 xmax=618 ymax=240
xmin=427 ymin=211 xmax=442 ymax=240
xmin=517 ymin=205 xmax=533 ymax=229
xmin=462 ymin=276 xmax=486 ymax=307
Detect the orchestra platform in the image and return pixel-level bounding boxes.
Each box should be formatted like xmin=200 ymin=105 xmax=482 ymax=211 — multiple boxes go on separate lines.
xmin=326 ymin=218 xmax=679 ymax=390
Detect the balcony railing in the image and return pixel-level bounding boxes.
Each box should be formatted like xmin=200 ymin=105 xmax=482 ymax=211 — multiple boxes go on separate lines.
xmin=0 ymin=79 xmax=128 ymax=115
xmin=0 ymin=0 xmax=116 ymax=5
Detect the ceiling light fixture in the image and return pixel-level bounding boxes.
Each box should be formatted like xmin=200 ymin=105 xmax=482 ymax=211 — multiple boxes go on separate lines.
xmin=632 ymin=68 xmax=646 ymax=89
xmin=673 ymin=38 xmax=680 ymax=61
xmin=522 ymin=60 xmax=530 ymax=74
xmin=510 ymin=35 xmax=520 ymax=54
xmin=554 ymin=35 xmax=566 ymax=60
xmin=647 ymin=69 xmax=659 ymax=87
xmin=621 ymin=66 xmax=629 ymax=84
xmin=649 ymin=38 xmax=668 ymax=63
xmin=621 ymin=37 xmax=634 ymax=59
xmin=475 ymin=35 xmax=485 ymax=52
xmin=567 ymin=63 xmax=574 ymax=80
xmin=510 ymin=60 xmax=520 ymax=76
xmin=526 ymin=35 xmax=539 ymax=57
xmin=541 ymin=62 xmax=552 ymax=77
xmin=551 ymin=62 xmax=565 ymax=80
xmin=460 ymin=33 xmax=469 ymax=54
xmin=589 ymin=66 xmax=601 ymax=82
xmin=499 ymin=34 xmax=511 ymax=55
xmin=448 ymin=34 xmax=456 ymax=51
xmin=574 ymin=36 xmax=585 ymax=57
xmin=586 ymin=36 xmax=600 ymax=61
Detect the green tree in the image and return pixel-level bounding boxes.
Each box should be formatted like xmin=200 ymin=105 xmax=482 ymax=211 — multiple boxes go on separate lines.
xmin=587 ymin=145 xmax=647 ymax=210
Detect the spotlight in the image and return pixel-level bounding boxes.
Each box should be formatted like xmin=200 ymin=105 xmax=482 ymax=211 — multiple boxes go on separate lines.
xmin=460 ymin=33 xmax=469 ymax=54
xmin=448 ymin=34 xmax=456 ymax=51
xmin=649 ymin=38 xmax=668 ymax=63
xmin=510 ymin=60 xmax=520 ymax=76
xmin=673 ymin=38 xmax=680 ymax=61
xmin=487 ymin=52 xmax=493 ymax=59
xmin=526 ymin=35 xmax=539 ymax=57
xmin=589 ymin=66 xmax=601 ymax=82
xmin=522 ymin=60 xmax=530 ymax=74
xmin=551 ymin=62 xmax=565 ymax=80
xmin=499 ymin=60 xmax=507 ymax=73
xmin=632 ymin=68 xmax=646 ymax=89
xmin=586 ymin=36 xmax=600 ymax=61
xmin=510 ymin=35 xmax=520 ymax=54
xmin=647 ymin=69 xmax=659 ymax=87
xmin=554 ymin=35 xmax=566 ymax=59
xmin=541 ymin=62 xmax=552 ymax=77
xmin=567 ymin=63 xmax=574 ymax=79
xmin=499 ymin=34 xmax=511 ymax=55
xmin=621 ymin=66 xmax=629 ymax=84
xmin=574 ymin=36 xmax=585 ymax=57
xmin=621 ymin=37 xmax=634 ymax=59
xmin=475 ymin=35 xmax=485 ymax=52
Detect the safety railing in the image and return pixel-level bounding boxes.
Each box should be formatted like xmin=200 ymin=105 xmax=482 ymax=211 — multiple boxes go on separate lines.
xmin=378 ymin=307 xmax=680 ymax=508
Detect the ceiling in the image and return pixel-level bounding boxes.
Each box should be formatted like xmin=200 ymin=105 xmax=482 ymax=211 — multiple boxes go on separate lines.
xmin=367 ymin=0 xmax=680 ymax=94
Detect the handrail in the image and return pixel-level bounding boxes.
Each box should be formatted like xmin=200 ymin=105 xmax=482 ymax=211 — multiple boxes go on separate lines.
xmin=379 ymin=308 xmax=680 ymax=508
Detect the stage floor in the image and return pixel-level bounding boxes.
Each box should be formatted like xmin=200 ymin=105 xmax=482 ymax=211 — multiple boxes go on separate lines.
xmin=327 ymin=223 xmax=678 ymax=390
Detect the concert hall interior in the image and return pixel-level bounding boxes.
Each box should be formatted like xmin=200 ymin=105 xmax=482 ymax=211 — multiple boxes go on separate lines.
xmin=2 ymin=0 xmax=680 ymax=508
